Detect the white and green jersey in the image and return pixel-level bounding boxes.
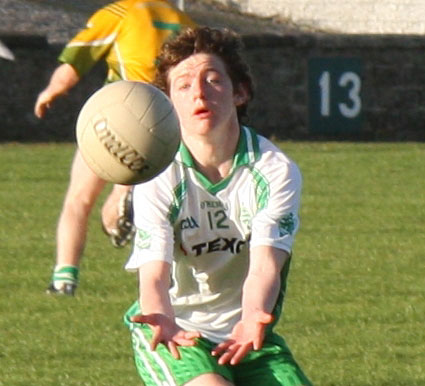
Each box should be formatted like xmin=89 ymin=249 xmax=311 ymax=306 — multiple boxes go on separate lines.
xmin=125 ymin=126 xmax=302 ymax=343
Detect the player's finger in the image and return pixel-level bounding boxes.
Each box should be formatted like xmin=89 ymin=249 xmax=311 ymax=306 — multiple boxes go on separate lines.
xmin=174 ymin=337 xmax=197 ymax=347
xmin=230 ymin=344 xmax=252 ymax=365
xmin=168 ymin=341 xmax=180 ymax=360
xmin=34 ymin=104 xmax=44 ymax=119
xmin=211 ymin=340 xmax=234 ymax=356
xmin=253 ymin=327 xmax=266 ymax=351
xmin=184 ymin=330 xmax=201 ymax=339
xmin=182 ymin=330 xmax=201 ymax=344
xmin=131 ymin=314 xmax=158 ymax=325
xmin=131 ymin=314 xmax=147 ymax=324
xmin=217 ymin=344 xmax=239 ymax=365
xmin=253 ymin=335 xmax=263 ymax=351
xmin=130 ymin=314 xmax=144 ymax=323
xmin=172 ymin=330 xmax=200 ymax=347
xmin=150 ymin=327 xmax=162 ymax=351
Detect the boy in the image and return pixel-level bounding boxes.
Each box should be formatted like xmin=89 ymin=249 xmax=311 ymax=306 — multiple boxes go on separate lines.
xmin=125 ymin=27 xmax=312 ymax=385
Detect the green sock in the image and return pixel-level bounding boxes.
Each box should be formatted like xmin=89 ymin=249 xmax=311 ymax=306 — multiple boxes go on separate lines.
xmin=52 ymin=265 xmax=79 ymax=287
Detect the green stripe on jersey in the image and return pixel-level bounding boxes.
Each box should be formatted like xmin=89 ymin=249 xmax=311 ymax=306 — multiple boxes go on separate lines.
xmin=232 ymin=126 xmax=260 ymax=167
xmin=153 ymin=21 xmax=183 ymax=31
xmin=168 ymin=177 xmax=187 ymax=224
xmin=249 ymin=167 xmax=270 ymax=210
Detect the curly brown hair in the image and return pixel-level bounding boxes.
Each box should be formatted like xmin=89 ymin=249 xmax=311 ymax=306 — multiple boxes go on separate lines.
xmin=154 ymin=27 xmax=254 ymax=121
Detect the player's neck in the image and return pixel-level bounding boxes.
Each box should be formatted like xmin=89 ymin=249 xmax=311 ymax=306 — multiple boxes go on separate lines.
xmin=185 ymin=124 xmax=240 ymax=183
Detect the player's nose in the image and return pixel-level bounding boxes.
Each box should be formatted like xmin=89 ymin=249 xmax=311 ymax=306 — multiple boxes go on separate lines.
xmin=191 ymin=74 xmax=206 ymax=100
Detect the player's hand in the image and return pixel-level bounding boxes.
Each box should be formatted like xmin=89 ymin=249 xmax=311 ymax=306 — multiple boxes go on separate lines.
xmin=101 ymin=187 xmax=124 ymax=234
xmin=34 ymin=90 xmax=53 ymax=118
xmin=211 ymin=311 xmax=273 ymax=365
xmin=131 ymin=313 xmax=201 ymax=359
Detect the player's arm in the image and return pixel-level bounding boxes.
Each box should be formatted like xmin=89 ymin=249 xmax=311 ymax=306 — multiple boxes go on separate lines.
xmin=243 ymin=245 xmax=290 ymax=317
xmin=131 ymin=260 xmax=200 ymax=359
xmin=136 ymin=260 xmax=174 ymax=318
xmin=58 ymin=2 xmax=125 ymax=77
xmin=34 ymin=63 xmax=80 ymax=118
xmin=213 ymin=155 xmax=302 ymax=365
xmin=212 ymin=246 xmax=289 ymax=365
xmin=34 ymin=4 xmax=123 ymax=119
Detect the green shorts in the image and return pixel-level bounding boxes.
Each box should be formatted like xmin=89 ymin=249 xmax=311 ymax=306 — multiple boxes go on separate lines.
xmin=124 ymin=301 xmax=312 ymax=386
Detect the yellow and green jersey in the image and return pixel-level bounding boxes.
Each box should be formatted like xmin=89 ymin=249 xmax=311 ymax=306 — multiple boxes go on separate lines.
xmin=59 ymin=0 xmax=195 ymax=83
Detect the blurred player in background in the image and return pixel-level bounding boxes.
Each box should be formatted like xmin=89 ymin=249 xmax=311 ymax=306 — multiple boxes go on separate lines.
xmin=34 ymin=0 xmax=195 ymax=296
xmin=124 ymin=27 xmax=312 ymax=386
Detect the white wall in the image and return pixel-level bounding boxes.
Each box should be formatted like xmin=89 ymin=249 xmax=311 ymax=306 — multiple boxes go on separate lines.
xmin=220 ymin=0 xmax=425 ymax=34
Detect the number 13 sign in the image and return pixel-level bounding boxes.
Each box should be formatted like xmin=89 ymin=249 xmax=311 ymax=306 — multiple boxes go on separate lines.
xmin=308 ymin=57 xmax=363 ymax=134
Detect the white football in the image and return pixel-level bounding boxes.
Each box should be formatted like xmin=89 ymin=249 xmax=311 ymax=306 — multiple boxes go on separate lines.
xmin=76 ymin=80 xmax=180 ymax=185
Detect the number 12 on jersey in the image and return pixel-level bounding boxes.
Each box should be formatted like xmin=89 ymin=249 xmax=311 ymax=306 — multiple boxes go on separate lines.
xmin=308 ymin=57 xmax=363 ymax=135
xmin=207 ymin=210 xmax=229 ymax=230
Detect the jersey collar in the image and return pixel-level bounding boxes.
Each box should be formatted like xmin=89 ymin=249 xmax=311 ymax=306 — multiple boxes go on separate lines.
xmin=176 ymin=126 xmax=260 ymax=194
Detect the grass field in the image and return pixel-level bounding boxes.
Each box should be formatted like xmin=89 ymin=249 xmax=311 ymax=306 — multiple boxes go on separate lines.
xmin=0 ymin=142 xmax=424 ymax=386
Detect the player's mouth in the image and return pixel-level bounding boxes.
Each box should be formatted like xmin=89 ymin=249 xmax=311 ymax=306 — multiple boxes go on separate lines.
xmin=193 ymin=106 xmax=212 ymax=118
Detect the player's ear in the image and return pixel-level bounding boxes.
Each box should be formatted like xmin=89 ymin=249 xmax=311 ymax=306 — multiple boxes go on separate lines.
xmin=233 ymin=83 xmax=250 ymax=107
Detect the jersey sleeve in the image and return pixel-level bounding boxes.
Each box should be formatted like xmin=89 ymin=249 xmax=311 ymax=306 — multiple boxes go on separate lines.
xmin=58 ymin=2 xmax=123 ymax=76
xmin=250 ymin=153 xmax=302 ymax=254
xmin=125 ymin=171 xmax=176 ymax=271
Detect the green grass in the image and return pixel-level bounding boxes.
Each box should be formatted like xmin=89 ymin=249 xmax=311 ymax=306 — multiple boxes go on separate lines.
xmin=0 ymin=142 xmax=424 ymax=385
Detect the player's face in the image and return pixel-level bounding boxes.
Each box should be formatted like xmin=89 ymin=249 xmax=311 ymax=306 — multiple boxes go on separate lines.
xmin=168 ymin=53 xmax=247 ymax=137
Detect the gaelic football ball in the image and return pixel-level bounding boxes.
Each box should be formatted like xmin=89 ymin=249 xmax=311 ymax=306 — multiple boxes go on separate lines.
xmin=76 ymin=80 xmax=180 ymax=185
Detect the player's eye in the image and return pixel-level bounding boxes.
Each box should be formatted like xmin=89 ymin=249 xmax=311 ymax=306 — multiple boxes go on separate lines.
xmin=206 ymin=76 xmax=220 ymax=85
xmin=176 ymin=81 xmax=190 ymax=91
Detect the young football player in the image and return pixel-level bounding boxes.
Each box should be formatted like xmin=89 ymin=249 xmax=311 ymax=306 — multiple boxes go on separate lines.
xmin=34 ymin=0 xmax=195 ymax=295
xmin=124 ymin=26 xmax=313 ymax=385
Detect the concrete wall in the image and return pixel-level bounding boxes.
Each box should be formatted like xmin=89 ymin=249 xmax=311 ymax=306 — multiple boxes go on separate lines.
xmin=219 ymin=0 xmax=425 ymax=34
xmin=0 ymin=35 xmax=105 ymax=142
xmin=1 ymin=32 xmax=425 ymax=142
xmin=242 ymin=33 xmax=425 ymax=141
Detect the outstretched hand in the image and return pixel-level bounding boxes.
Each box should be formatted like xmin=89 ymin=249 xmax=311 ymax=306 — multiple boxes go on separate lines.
xmin=131 ymin=313 xmax=201 ymax=359
xmin=211 ymin=311 xmax=273 ymax=365
xmin=34 ymin=90 xmax=53 ymax=119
